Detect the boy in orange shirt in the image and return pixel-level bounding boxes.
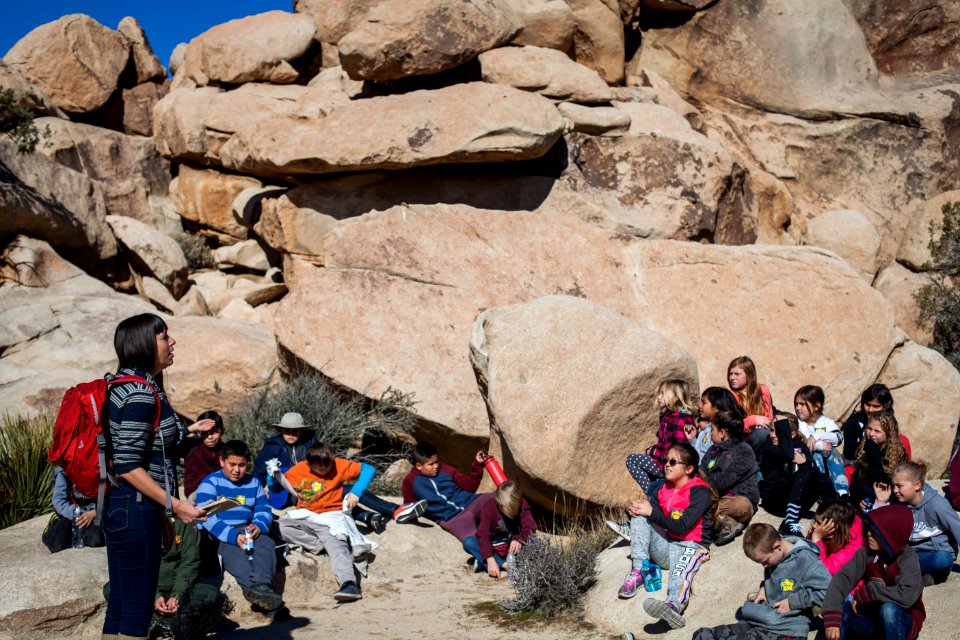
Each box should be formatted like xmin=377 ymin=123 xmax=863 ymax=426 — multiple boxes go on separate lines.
xmin=278 ymin=443 xmax=377 ymax=602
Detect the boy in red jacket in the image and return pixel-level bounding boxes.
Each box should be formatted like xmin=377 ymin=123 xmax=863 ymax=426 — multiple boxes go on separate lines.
xmin=822 ymin=504 xmax=924 ymax=640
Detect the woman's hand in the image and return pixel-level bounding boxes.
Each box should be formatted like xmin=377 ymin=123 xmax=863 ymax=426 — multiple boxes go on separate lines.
xmin=172 ymin=498 xmax=205 ymax=524
xmin=486 ymin=558 xmax=500 ymax=578
xmin=186 ymin=418 xmax=217 ymax=435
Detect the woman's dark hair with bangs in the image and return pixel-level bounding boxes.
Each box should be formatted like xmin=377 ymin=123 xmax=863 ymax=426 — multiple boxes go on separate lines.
xmin=114 ymin=313 xmax=167 ymax=384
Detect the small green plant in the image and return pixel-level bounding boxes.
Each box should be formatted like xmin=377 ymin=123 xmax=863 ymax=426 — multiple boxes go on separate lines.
xmin=916 ymin=201 xmax=960 ymax=370
xmin=0 ymin=87 xmax=46 ymax=153
xmin=0 ymin=413 xmax=55 ymax=529
xmin=173 ymin=231 xmax=215 ymax=270
xmin=228 ymin=371 xmax=416 ymax=466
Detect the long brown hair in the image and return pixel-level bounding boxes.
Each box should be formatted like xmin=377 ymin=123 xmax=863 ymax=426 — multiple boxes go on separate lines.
xmin=669 ymin=442 xmax=719 ymax=526
xmin=855 ymin=411 xmax=907 ymax=475
xmin=815 ymin=500 xmax=855 ymax=556
xmin=728 ymin=355 xmax=763 ymax=416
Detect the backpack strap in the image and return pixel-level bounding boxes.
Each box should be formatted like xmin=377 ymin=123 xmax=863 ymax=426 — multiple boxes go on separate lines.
xmin=95 ymin=374 xmax=166 ymax=525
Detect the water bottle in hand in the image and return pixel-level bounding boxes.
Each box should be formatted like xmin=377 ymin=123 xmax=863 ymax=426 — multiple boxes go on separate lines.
xmin=71 ymin=506 xmax=85 ymax=549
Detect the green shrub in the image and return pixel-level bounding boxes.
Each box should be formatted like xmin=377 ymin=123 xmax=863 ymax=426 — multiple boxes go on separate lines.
xmin=173 ymin=231 xmax=215 ymax=271
xmin=916 ymin=201 xmax=960 ymax=370
xmin=0 ymin=87 xmax=47 ymax=153
xmin=228 ymin=371 xmax=416 ymax=466
xmin=499 ymin=526 xmax=603 ymax=618
xmin=0 ymin=413 xmax=55 ymax=529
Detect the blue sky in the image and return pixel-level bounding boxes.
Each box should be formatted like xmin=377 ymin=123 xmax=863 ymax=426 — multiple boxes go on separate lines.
xmin=2 ymin=2 xmax=291 ymax=73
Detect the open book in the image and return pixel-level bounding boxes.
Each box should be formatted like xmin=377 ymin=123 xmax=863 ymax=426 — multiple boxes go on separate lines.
xmin=197 ymin=496 xmax=242 ymax=516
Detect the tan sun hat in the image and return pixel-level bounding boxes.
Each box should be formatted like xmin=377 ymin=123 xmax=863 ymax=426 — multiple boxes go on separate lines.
xmin=271 ymin=412 xmax=310 ymax=430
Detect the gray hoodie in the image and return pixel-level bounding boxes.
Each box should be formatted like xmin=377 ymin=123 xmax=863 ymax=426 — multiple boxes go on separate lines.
xmin=908 ymin=483 xmax=960 ymax=554
xmin=738 ymin=536 xmax=832 ymax=637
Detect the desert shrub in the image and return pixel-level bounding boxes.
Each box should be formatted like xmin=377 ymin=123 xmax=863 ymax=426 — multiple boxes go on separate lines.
xmin=0 ymin=413 xmax=55 ymax=529
xmin=0 ymin=87 xmax=47 ymax=153
xmin=916 ymin=201 xmax=960 ymax=370
xmin=499 ymin=527 xmax=603 ymax=618
xmin=173 ymin=231 xmax=215 ymax=270
xmin=228 ymin=371 xmax=416 ymax=466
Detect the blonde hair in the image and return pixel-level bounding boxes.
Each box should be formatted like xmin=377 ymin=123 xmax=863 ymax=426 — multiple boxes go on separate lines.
xmin=855 ymin=412 xmax=907 ymax=475
xmin=728 ymin=356 xmax=764 ymax=417
xmin=892 ymin=460 xmax=926 ymax=484
xmin=495 ymin=481 xmax=522 ymax=519
xmin=658 ymin=379 xmax=694 ymax=415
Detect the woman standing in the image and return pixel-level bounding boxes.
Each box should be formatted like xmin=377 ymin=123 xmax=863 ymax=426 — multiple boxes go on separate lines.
xmin=102 ymin=313 xmax=214 ymax=640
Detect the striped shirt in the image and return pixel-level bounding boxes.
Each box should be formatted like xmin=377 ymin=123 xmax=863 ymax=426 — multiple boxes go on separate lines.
xmin=196 ymin=470 xmax=272 ymax=545
xmin=107 ymin=367 xmax=185 ymax=488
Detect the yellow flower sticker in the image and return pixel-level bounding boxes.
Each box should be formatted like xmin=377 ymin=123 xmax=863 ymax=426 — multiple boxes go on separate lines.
xmin=311 ymin=480 xmax=323 ymax=493
xmin=175 ymin=534 xmax=182 ymax=545
xmin=708 ymin=460 xmax=716 ymax=469
xmin=235 ymin=495 xmax=246 ymax=506
xmin=671 ymin=509 xmax=684 ymax=520
xmin=779 ymin=578 xmax=795 ymax=592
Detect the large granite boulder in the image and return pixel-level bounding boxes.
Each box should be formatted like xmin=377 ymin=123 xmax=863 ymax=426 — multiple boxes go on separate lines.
xmin=875 ymin=341 xmax=960 ymax=475
xmin=219 ymin=83 xmax=565 ymax=177
xmin=510 ymin=0 xmax=576 ymax=51
xmin=0 ymin=140 xmax=118 ymax=268
xmin=337 ymin=0 xmax=521 ymax=81
xmin=4 ymin=14 xmax=130 ymax=114
xmin=170 ymin=164 xmax=260 ymax=239
xmin=0 ymin=60 xmax=64 ymax=117
xmin=844 ymin=0 xmax=960 ymax=75
xmin=636 ymin=0 xmax=880 ymax=117
xmin=873 ymin=263 xmax=933 ymax=346
xmin=566 ymin=0 xmax=625 ymax=84
xmin=294 ymin=0 xmax=379 ymax=44
xmin=116 ymin=16 xmax=166 ymax=83
xmin=106 ymin=215 xmax=188 ymax=298
xmin=177 ymin=11 xmax=317 ymax=87
xmin=897 ymin=191 xmax=960 ymax=271
xmin=470 ymin=295 xmax=698 ymax=513
xmin=478 ymin=45 xmax=613 ymax=103
xmin=274 ymin=207 xmax=899 ymax=465
xmin=804 ymin=209 xmax=881 ymax=282
xmin=35 ymin=117 xmax=172 ymax=230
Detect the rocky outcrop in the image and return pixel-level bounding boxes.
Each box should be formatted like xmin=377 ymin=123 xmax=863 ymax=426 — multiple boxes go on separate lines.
xmin=873 ymin=263 xmax=933 ymax=346
xmin=844 ymin=0 xmax=960 ymax=75
xmin=804 ymin=209 xmax=881 ymax=282
xmin=4 ymin=14 xmax=130 ymax=114
xmin=121 ymin=80 xmax=168 ymax=136
xmin=0 ymin=60 xmax=64 ymax=117
xmin=567 ymin=0 xmax=624 ymax=84
xmin=177 ymin=11 xmax=317 ymax=87
xmin=116 ymin=16 xmax=165 ymax=83
xmin=557 ymin=103 xmax=631 ymax=135
xmin=35 ymin=117 xmax=171 ymax=230
xmin=876 ymin=341 xmax=960 ymax=475
xmin=0 ymin=141 xmax=118 ymax=267
xmin=510 ymin=0 xmax=576 ymax=51
xmin=213 ymin=239 xmax=270 ymax=272
xmin=337 ymin=0 xmax=521 ymax=81
xmin=470 ymin=295 xmax=698 ymax=513
xmin=897 ymin=191 xmax=960 ymax=271
xmin=106 ymin=215 xmax=188 ymax=297
xmin=218 ymin=83 xmax=565 ymax=177
xmin=170 ymin=165 xmax=260 ymax=239
xmin=479 ymin=45 xmax=613 ymax=103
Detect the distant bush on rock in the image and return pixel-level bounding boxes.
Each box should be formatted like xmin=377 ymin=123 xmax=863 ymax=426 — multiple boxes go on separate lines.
xmin=917 ymin=201 xmax=960 ymax=370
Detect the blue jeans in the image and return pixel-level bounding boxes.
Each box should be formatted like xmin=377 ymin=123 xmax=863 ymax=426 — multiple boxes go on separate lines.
xmin=813 ymin=449 xmax=850 ymax=495
xmin=842 ymin=599 xmax=912 ymax=640
xmin=917 ymin=549 xmax=955 ymax=583
xmin=344 ymin=485 xmax=398 ymax=518
xmin=102 ymin=485 xmax=163 ymax=636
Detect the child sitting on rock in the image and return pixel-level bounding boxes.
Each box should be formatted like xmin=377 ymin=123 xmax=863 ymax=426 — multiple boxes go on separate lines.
xmin=183 ymin=410 xmax=225 ymax=502
xmin=690 ymin=523 xmax=831 ymax=640
xmin=402 ymin=441 xmax=493 ymax=568
xmin=253 ymin=412 xmax=318 ymax=509
xmin=700 ymin=410 xmax=760 ymax=546
xmin=42 ymin=467 xmax=105 ymax=552
xmin=196 ymin=439 xmax=283 ymax=615
xmin=795 ymin=385 xmax=849 ymax=497
xmin=625 ymin=379 xmax=696 ymax=493
xmin=278 ymin=442 xmax=381 ymax=602
xmin=477 ymin=480 xmax=537 ymax=579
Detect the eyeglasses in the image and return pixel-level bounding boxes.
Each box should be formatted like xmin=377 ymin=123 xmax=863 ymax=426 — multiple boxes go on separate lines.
xmin=664 ymin=458 xmax=683 ymax=467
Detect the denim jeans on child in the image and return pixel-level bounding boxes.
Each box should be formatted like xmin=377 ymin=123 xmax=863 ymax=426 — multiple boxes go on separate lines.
xmin=812 ymin=449 xmax=849 ymax=495
xmin=102 ymin=484 xmax=164 ymax=637
xmin=916 ymin=549 xmax=955 ymax=582
xmin=841 ymin=599 xmax=912 ymax=640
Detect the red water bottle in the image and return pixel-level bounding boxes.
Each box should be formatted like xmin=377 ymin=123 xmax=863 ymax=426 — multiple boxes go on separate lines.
xmin=480 ymin=453 xmax=508 ymax=486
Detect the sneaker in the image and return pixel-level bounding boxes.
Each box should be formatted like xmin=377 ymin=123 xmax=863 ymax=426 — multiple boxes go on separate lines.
xmin=621 ymin=634 xmax=637 ymax=640
xmin=333 ymin=580 xmax=362 ymax=602
xmin=778 ymin=520 xmax=803 ymax=536
xmin=641 ymin=559 xmax=662 ymax=592
xmin=606 ymin=520 xmax=631 ymax=542
xmin=394 ymin=500 xmax=428 ymax=523
xmin=643 ymin=598 xmax=686 ymax=629
xmin=618 ymin=569 xmax=645 ymax=599
xmin=242 ymin=584 xmax=283 ymax=611
xmin=369 ymin=512 xmax=386 ymax=534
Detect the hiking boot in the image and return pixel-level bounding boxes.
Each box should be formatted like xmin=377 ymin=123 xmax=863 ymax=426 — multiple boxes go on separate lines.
xmin=242 ymin=584 xmax=282 ymax=611
xmin=641 ymin=559 xmax=662 ymax=592
xmin=643 ymin=598 xmax=686 ymax=629
xmin=333 ymin=581 xmax=362 ymax=602
xmin=394 ymin=500 xmax=428 ymax=523
xmin=618 ymin=569 xmax=645 ymax=599
xmin=606 ymin=520 xmax=631 ymax=542
xmin=714 ymin=517 xmax=746 ymax=546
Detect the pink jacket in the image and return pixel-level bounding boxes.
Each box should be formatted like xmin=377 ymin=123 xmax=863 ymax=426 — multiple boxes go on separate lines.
xmin=816 ymin=516 xmax=863 ymax=575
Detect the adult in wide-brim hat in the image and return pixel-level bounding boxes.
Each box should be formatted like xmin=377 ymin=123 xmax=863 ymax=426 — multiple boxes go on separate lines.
xmin=272 ymin=412 xmax=311 ymax=430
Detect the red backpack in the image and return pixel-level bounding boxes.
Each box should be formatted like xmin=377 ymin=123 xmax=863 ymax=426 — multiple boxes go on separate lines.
xmin=48 ymin=375 xmax=160 ymax=522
